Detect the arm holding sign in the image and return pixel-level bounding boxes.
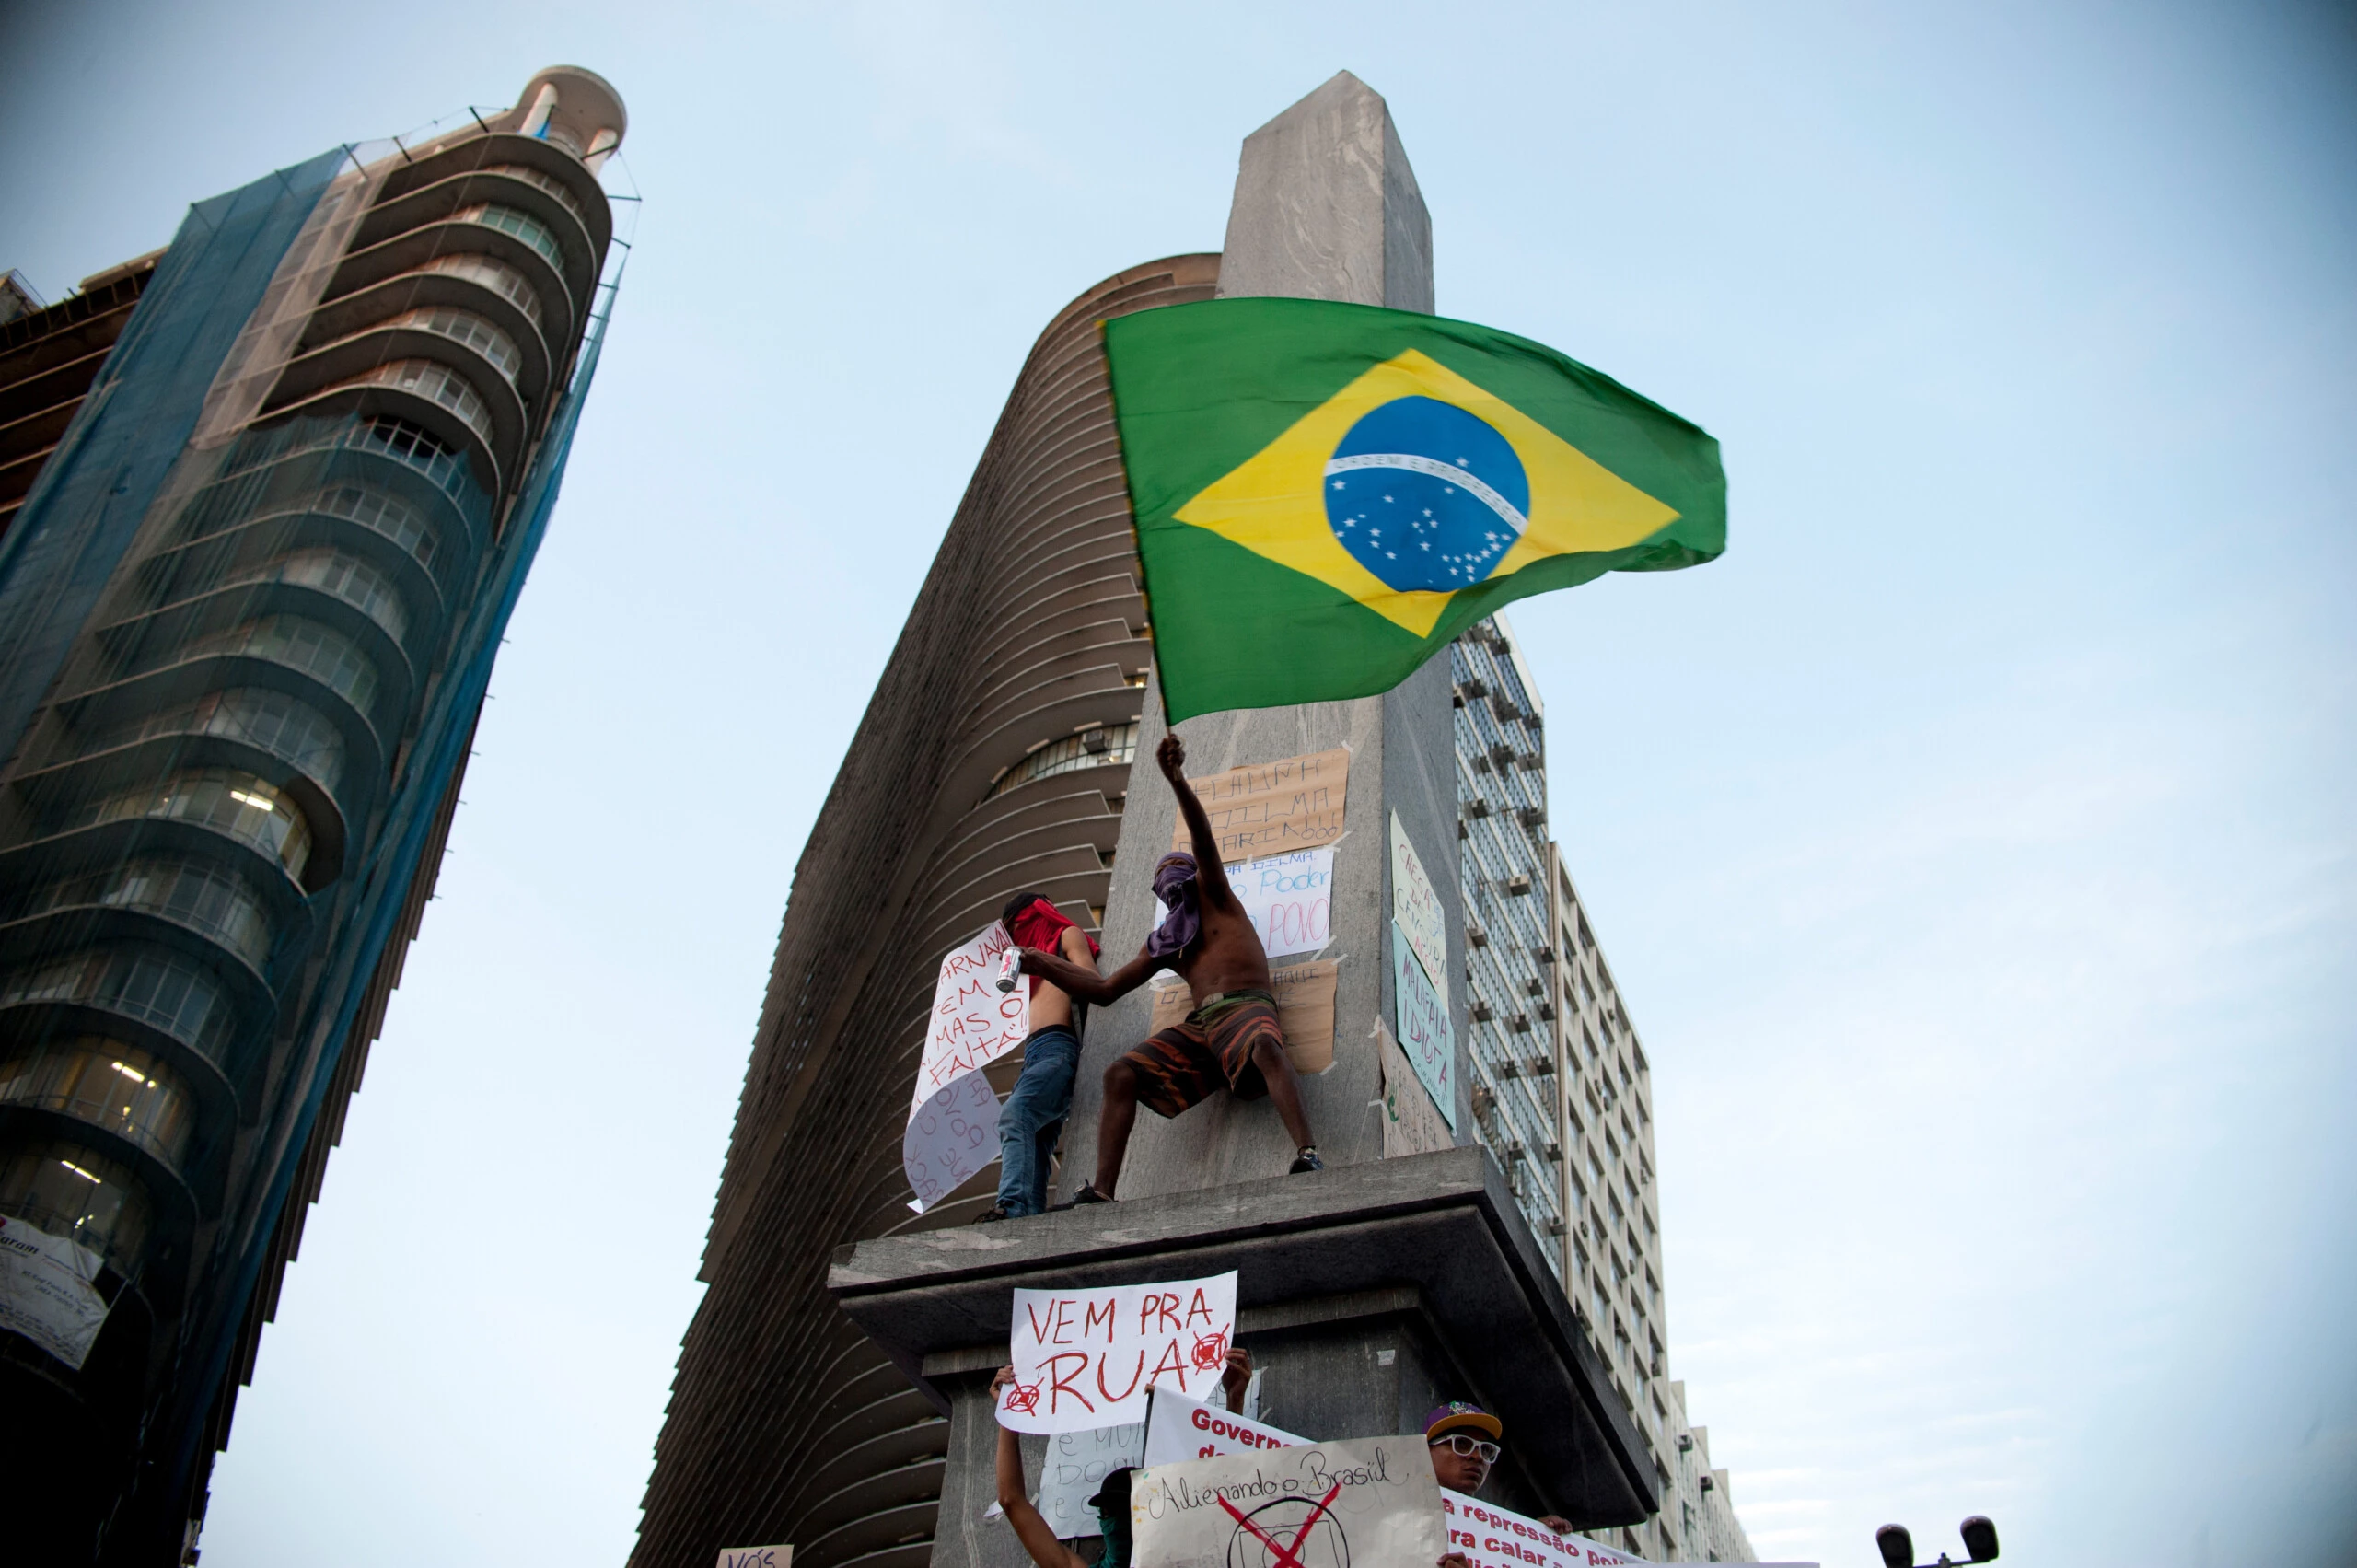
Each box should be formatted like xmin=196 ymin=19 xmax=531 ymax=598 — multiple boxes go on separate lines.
xmin=992 ymin=1367 xmax=1090 ymax=1568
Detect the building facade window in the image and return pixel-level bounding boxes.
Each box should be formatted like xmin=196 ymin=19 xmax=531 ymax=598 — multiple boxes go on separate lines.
xmin=0 ymin=948 xmax=237 ymax=1064
xmin=454 ymin=203 xmax=564 ymax=271
xmin=29 ymin=858 xmax=273 ymax=969
xmin=987 ymin=722 xmax=1139 ymax=800
xmin=69 ymin=767 xmax=317 ymax=881
xmin=0 ymin=1038 xmax=196 ymax=1167
xmin=0 ymin=1138 xmax=153 ymax=1270
xmin=411 ymin=252 xmax=545 ymax=329
xmin=380 ymin=306 xmax=525 ymax=389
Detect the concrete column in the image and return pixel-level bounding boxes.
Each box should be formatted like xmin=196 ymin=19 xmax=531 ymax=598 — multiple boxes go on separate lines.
xmin=1057 ymin=69 xmax=1464 ymax=1196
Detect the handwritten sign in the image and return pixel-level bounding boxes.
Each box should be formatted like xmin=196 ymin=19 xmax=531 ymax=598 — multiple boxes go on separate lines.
xmin=715 ymin=1548 xmax=792 ymax=1568
xmin=1132 ymin=1435 xmax=1443 ymax=1568
xmin=912 ymin=922 xmax=1028 ymax=1119
xmin=1376 ymin=1022 xmax=1452 ymax=1156
xmin=0 ymin=1214 xmax=112 ymax=1370
xmin=1227 ymin=848 xmax=1335 ymax=958
xmin=1442 ymin=1492 xmax=1642 ymax=1568
xmin=1147 ymin=960 xmax=1339 ymax=1075
xmin=998 ymin=1272 xmax=1238 ymax=1434
xmin=902 ymin=1067 xmax=1002 ymax=1214
xmin=1170 ymin=748 xmax=1350 ymax=864
xmin=1144 ymin=1388 xmax=1306 ymax=1469
xmin=1390 ymin=922 xmax=1456 ymax=1130
xmin=1039 ymin=1420 xmax=1149 ymax=1539
xmin=1388 ymin=813 xmax=1448 ymax=1009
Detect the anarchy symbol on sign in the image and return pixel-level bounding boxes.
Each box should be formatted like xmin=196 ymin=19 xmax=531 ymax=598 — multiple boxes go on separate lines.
xmin=1004 ymin=1382 xmax=1041 ymax=1415
xmin=1190 ymin=1330 xmax=1231 ymax=1373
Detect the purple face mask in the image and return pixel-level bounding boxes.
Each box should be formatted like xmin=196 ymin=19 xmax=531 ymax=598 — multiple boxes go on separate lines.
xmin=1147 ymin=852 xmax=1202 ymax=960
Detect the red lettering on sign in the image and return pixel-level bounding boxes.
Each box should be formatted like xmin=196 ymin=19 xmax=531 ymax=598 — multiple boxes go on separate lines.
xmin=1096 ymin=1350 xmax=1144 ymax=1403
xmin=1148 ymin=1338 xmax=1190 ymax=1391
xmin=1084 ymin=1298 xmax=1117 ymax=1343
xmin=1044 ymin=1353 xmax=1096 ymax=1415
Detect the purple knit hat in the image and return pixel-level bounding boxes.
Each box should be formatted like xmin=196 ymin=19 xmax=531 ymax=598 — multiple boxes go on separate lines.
xmin=1146 ymin=852 xmax=1202 ymax=960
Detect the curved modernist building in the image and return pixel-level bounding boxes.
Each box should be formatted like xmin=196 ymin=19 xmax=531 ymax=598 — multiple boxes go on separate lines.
xmin=633 ymin=255 xmax=1220 ymax=1568
xmin=0 ymin=67 xmax=625 ymax=1564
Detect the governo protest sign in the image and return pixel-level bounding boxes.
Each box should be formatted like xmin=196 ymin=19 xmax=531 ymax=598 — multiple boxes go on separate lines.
xmin=996 ymin=1272 xmax=1238 ymax=1434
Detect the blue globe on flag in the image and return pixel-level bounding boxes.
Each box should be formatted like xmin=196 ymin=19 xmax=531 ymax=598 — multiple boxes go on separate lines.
xmin=1322 ymin=395 xmax=1530 ymax=592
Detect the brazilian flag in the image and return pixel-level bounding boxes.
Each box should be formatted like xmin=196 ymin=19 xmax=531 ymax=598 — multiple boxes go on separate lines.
xmin=1103 ymin=297 xmax=1725 ymax=722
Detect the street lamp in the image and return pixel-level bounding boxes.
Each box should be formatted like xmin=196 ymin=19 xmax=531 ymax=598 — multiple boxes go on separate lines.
xmin=1875 ymin=1516 xmax=1999 ymax=1567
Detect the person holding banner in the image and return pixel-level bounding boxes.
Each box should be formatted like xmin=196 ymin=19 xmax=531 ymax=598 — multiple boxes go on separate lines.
xmin=1018 ymin=732 xmax=1322 ymax=1202
xmin=1423 ymin=1402 xmax=1579 ymax=1535
xmin=976 ymin=892 xmax=1103 ymax=1221
xmin=992 ymin=1365 xmax=1135 ymax=1568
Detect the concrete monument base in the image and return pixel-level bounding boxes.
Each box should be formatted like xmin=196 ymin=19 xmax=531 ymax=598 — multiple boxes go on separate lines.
xmin=828 ymin=1144 xmax=1655 ymax=1568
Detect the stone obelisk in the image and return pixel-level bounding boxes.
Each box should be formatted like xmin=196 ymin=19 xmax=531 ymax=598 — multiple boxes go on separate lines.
xmin=830 ymin=75 xmax=1655 ymax=1564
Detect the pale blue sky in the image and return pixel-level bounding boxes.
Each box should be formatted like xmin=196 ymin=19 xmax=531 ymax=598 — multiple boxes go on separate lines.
xmin=5 ymin=4 xmax=2351 ymax=1564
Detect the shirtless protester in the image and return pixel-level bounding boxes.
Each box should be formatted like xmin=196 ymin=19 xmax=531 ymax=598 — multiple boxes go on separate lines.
xmin=1016 ymin=731 xmax=1321 ymax=1203
xmin=975 ymin=891 xmax=1100 ymax=1222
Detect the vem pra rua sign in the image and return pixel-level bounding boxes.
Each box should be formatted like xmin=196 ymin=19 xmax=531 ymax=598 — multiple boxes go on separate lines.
xmin=996 ymin=1272 xmax=1238 ymax=1434
xmin=1131 ymin=1435 xmax=1443 ymax=1568
xmin=714 ymin=1547 xmax=790 ymax=1568
xmin=911 ymin=922 xmax=1028 ymax=1119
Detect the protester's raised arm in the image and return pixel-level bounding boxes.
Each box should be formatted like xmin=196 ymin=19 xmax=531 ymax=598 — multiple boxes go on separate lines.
xmin=1158 ymin=733 xmax=1237 ymax=911
xmin=992 ymin=1367 xmax=1087 ymax=1568
xmin=1021 ymin=942 xmax=1155 ymax=1004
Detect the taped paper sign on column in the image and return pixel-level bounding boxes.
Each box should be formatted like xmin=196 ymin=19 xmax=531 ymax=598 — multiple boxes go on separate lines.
xmin=1143 ymin=1388 xmax=1306 ymax=1468
xmin=0 ymin=1214 xmax=111 ymax=1370
xmin=1148 ymin=961 xmax=1338 ymax=1075
xmin=912 ymin=922 xmax=1028 ymax=1117
xmin=1443 ymin=1491 xmax=1640 ymax=1568
xmin=1388 ymin=812 xmax=1448 ymax=1009
xmin=1039 ymin=1420 xmax=1148 ymax=1539
xmin=1228 ymin=848 xmax=1335 ymax=958
xmin=1376 ymin=1022 xmax=1453 ymax=1157
xmin=1170 ymin=747 xmax=1350 ymax=863
xmin=1390 ymin=921 xmax=1456 ymax=1129
xmin=902 ymin=1066 xmax=1002 ymax=1213
xmin=997 ymin=1272 xmax=1238 ymax=1434
xmin=1132 ymin=1434 xmax=1444 ymax=1568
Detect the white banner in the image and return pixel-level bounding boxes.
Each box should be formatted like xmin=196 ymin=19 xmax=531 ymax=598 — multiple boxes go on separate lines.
xmin=1037 ymin=1420 xmax=1148 ymax=1539
xmin=1391 ymin=920 xmax=1457 ymax=1130
xmin=997 ymin=1272 xmax=1238 ymax=1434
xmin=912 ymin=922 xmax=1028 ymax=1118
xmin=0 ymin=1214 xmax=111 ymax=1370
xmin=1144 ymin=1388 xmax=1306 ymax=1468
xmin=1443 ymin=1491 xmax=1638 ymax=1568
xmin=1227 ymin=848 xmax=1335 ymax=959
xmin=902 ymin=1067 xmax=1003 ymax=1214
xmin=715 ymin=1549 xmax=792 ymax=1568
xmin=1132 ymin=1435 xmax=1445 ymax=1568
xmin=1389 ymin=813 xmax=1449 ymax=1009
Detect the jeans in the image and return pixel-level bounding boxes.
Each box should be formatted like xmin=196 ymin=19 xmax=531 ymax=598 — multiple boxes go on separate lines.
xmin=996 ymin=1026 xmax=1080 ymax=1215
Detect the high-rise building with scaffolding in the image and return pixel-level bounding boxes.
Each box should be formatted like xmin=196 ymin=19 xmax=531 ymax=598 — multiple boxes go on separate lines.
xmin=0 ymin=66 xmax=628 ymax=1565
xmin=1450 ymin=616 xmax=1759 ymax=1563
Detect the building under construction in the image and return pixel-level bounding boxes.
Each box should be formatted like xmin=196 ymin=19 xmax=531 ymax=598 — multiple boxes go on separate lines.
xmin=0 ymin=66 xmax=627 ymax=1564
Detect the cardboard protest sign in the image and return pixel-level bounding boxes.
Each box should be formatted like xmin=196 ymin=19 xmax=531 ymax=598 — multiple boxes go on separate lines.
xmin=1376 ymin=1022 xmax=1453 ymax=1157
xmin=1147 ymin=961 xmax=1338 ymax=1075
xmin=912 ymin=922 xmax=1028 ymax=1117
xmin=1442 ymin=1490 xmax=1640 ymax=1568
xmin=1144 ymin=1389 xmax=1305 ymax=1468
xmin=1388 ymin=813 xmax=1449 ymax=1009
xmin=1170 ymin=748 xmax=1350 ymax=863
xmin=902 ymin=1067 xmax=1002 ymax=1214
xmin=1132 ymin=1435 xmax=1443 ymax=1568
xmin=1390 ymin=921 xmax=1456 ymax=1129
xmin=1039 ymin=1420 xmax=1148 ymax=1539
xmin=997 ymin=1272 xmax=1238 ymax=1434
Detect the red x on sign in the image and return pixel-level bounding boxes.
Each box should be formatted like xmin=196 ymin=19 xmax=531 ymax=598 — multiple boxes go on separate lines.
xmin=1218 ymin=1482 xmax=1343 ymax=1568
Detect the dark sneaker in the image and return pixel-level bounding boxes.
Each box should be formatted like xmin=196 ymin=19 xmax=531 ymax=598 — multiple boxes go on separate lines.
xmin=971 ymin=1206 xmax=1012 ymax=1224
xmin=1055 ymin=1182 xmax=1113 ymax=1209
xmin=1289 ymin=1147 xmax=1325 ymax=1174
